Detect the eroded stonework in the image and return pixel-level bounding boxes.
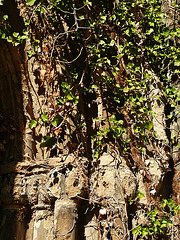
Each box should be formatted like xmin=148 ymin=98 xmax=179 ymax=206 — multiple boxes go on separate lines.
xmin=0 ymin=153 xmax=141 ymax=239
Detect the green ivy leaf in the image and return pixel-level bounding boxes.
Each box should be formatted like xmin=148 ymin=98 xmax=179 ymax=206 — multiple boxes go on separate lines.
xmin=13 ymin=42 xmax=20 ymax=46
xmin=137 ymin=191 xmax=145 ymax=199
xmin=1 ymin=33 xmax=6 ymax=39
xmin=12 ymin=32 xmax=19 ymax=38
xmin=141 ymin=227 xmax=149 ymax=237
xmin=27 ymin=50 xmax=35 ymax=57
xmin=174 ymin=59 xmax=180 ymax=66
xmin=84 ymin=0 xmax=92 ymax=6
xmin=3 ymin=15 xmax=8 ymax=21
xmin=26 ymin=0 xmax=36 ymax=6
xmin=129 ymin=197 xmax=133 ymax=205
xmin=94 ymin=152 xmax=99 ymax=159
xmin=20 ymin=35 xmax=29 ymax=40
xmin=161 ymin=199 xmax=168 ymax=208
xmin=91 ymin=84 xmax=98 ymax=89
xmin=154 ymin=220 xmax=160 ymax=226
xmin=61 ymin=82 xmax=70 ymax=89
xmin=24 ymin=19 xmax=30 ymax=26
xmin=41 ymin=113 xmax=49 ymax=123
xmin=40 ymin=136 xmax=57 ymax=148
xmin=123 ymin=87 xmax=129 ymax=93
xmin=132 ymin=227 xmax=139 ymax=234
xmin=51 ymin=114 xmax=62 ymax=127
xmin=144 ymin=121 xmax=153 ymax=131
xmin=167 ymin=220 xmax=173 ymax=226
xmin=66 ymin=92 xmax=74 ymax=100
xmin=29 ymin=119 xmax=37 ymax=129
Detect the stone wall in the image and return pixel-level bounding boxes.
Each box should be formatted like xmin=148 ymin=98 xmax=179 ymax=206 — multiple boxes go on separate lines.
xmin=0 ymin=0 xmax=179 ymax=239
xmin=0 ymin=33 xmax=179 ymax=240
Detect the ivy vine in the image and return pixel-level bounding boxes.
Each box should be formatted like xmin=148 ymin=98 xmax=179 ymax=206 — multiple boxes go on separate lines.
xmin=0 ymin=0 xmax=180 ymax=238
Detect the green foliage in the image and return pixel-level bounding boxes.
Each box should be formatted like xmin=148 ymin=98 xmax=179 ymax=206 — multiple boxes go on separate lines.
xmin=41 ymin=113 xmax=49 ymax=123
xmin=137 ymin=191 xmax=145 ymax=199
xmin=51 ymin=115 xmax=62 ymax=127
xmin=33 ymin=0 xmax=179 ymax=153
xmin=1 ymin=2 xmax=179 ymax=236
xmin=129 ymin=191 xmax=145 ymax=205
xmin=84 ymin=0 xmax=178 ymax=157
xmin=2 ymin=0 xmax=178 ymax=154
xmin=26 ymin=0 xmax=36 ymax=6
xmin=144 ymin=121 xmax=154 ymax=131
xmin=29 ymin=119 xmax=37 ymax=129
xmin=29 ymin=112 xmax=63 ymax=148
xmin=40 ymin=136 xmax=57 ymax=148
xmin=56 ymin=82 xmax=79 ymax=106
xmin=132 ymin=198 xmax=180 ymax=239
xmin=0 ymin=11 xmax=30 ymax=46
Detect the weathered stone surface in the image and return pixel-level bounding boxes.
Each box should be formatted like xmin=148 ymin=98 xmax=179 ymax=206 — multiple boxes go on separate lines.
xmin=54 ymin=200 xmax=78 ymax=240
xmin=0 ymin=1 xmax=179 ymax=239
xmin=84 ymin=216 xmax=100 ymax=240
xmin=144 ymin=158 xmax=163 ymax=191
xmin=26 ymin=210 xmax=54 ymax=240
xmin=150 ymin=73 xmax=167 ymax=141
xmin=88 ymin=153 xmax=137 ymax=239
xmin=90 ymin=153 xmax=137 ymax=199
xmin=0 ymin=156 xmax=89 ymax=239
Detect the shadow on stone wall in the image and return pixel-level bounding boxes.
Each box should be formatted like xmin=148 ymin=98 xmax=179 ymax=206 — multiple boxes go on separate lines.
xmin=0 ymin=1 xmax=30 ymax=235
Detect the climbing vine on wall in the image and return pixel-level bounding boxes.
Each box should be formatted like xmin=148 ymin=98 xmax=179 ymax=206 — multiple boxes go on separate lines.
xmin=0 ymin=0 xmax=179 ymax=160
xmin=1 ymin=0 xmax=179 ymax=158
xmin=0 ymin=0 xmax=180 ymax=238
